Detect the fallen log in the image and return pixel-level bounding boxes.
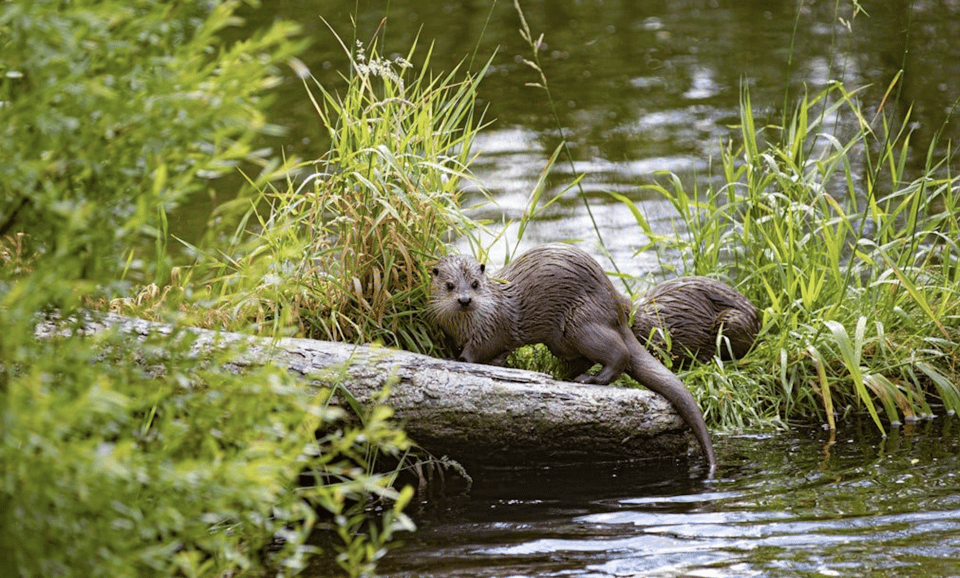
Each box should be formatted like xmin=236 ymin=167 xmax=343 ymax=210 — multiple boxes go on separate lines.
xmin=47 ymin=313 xmax=701 ymax=467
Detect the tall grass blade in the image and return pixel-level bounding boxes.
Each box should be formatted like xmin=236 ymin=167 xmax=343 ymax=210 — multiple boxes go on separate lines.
xmin=807 ymin=345 xmax=836 ymax=431
xmin=916 ymin=361 xmax=960 ymax=416
xmin=875 ymin=246 xmax=950 ymax=339
xmin=825 ymin=319 xmax=884 ymax=433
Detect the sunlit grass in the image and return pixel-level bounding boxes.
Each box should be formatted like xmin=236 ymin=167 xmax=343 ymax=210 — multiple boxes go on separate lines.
xmin=495 ymin=0 xmax=960 ymax=433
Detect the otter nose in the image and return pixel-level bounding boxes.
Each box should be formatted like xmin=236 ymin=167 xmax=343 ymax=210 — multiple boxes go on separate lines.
xmin=457 ymin=295 xmax=472 ymax=307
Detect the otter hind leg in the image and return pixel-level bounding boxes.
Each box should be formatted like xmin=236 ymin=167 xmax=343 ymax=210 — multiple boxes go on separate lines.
xmin=567 ymin=324 xmax=630 ymax=385
xmin=565 ymin=357 xmax=595 ymax=382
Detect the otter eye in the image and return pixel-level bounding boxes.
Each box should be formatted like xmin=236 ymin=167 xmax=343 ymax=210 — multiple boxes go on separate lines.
xmin=432 ymin=267 xmax=440 ymax=277
xmin=471 ymin=280 xmax=480 ymax=290
xmin=446 ymin=281 xmax=455 ymax=292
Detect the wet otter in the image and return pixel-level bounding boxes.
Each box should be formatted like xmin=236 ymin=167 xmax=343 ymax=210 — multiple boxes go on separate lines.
xmin=633 ymin=277 xmax=760 ymax=367
xmin=429 ymin=244 xmax=716 ymax=473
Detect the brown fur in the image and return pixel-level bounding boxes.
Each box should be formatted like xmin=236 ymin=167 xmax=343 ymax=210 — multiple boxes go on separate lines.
xmin=430 ymin=244 xmax=716 ymax=474
xmin=633 ymin=276 xmax=760 ymax=366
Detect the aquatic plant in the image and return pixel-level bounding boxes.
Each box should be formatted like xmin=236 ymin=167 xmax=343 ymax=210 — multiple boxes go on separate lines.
xmin=509 ymin=0 xmax=959 ymax=432
xmin=618 ymin=82 xmax=960 ymax=432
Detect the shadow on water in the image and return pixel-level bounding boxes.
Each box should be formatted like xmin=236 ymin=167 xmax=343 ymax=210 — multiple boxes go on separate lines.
xmin=367 ymin=417 xmax=960 ymax=577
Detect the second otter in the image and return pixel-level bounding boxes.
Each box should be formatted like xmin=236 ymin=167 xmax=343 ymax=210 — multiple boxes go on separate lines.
xmin=430 ymin=243 xmax=716 ymax=473
xmin=633 ymin=276 xmax=760 ymax=367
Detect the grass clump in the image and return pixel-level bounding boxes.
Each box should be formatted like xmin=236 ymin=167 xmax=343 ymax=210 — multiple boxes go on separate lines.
xmin=191 ymin=29 xmax=489 ymax=354
xmin=506 ymin=0 xmax=958 ymax=433
xmin=622 ymin=82 xmax=960 ymax=432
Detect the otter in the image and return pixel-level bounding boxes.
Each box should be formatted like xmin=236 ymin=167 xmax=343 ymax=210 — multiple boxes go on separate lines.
xmin=633 ymin=277 xmax=760 ymax=367
xmin=429 ymin=243 xmax=716 ymax=473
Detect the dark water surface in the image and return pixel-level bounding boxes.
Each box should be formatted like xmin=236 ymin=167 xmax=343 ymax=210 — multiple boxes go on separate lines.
xmin=370 ymin=420 xmax=960 ymax=577
xmin=226 ymin=0 xmax=960 ymax=279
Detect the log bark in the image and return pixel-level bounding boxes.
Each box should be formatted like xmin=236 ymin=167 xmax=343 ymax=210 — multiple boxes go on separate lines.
xmin=50 ymin=312 xmax=699 ymax=467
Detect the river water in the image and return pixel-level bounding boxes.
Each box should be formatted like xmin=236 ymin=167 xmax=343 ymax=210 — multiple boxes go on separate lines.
xmin=371 ymin=420 xmax=960 ymax=577
xmin=229 ymin=0 xmax=960 ymax=279
xmin=227 ymin=1 xmax=960 ymax=575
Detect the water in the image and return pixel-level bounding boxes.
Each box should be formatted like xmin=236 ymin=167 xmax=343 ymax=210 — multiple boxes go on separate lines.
xmin=220 ymin=0 xmax=960 ymax=281
xmin=372 ymin=420 xmax=960 ymax=577
xmin=226 ymin=2 xmax=960 ymax=574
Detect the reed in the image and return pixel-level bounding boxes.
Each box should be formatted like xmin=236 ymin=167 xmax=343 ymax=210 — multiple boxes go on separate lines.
xmin=506 ymin=0 xmax=959 ymax=432
xmin=622 ymin=82 xmax=960 ymax=431
xmin=190 ymin=27 xmax=491 ymax=354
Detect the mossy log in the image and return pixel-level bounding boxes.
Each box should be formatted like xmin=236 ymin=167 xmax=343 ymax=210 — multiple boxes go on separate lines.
xmin=46 ymin=312 xmax=701 ymax=467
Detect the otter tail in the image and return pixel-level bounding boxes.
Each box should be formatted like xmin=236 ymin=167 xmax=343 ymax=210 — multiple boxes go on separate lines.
xmin=623 ymin=329 xmax=717 ymax=477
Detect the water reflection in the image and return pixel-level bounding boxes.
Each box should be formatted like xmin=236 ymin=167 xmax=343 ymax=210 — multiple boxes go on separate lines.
xmin=220 ymin=0 xmax=960 ymax=281
xmin=372 ymin=419 xmax=960 ymax=577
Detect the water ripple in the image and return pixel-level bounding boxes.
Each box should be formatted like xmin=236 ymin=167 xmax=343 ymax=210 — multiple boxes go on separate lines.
xmin=375 ymin=424 xmax=960 ymax=578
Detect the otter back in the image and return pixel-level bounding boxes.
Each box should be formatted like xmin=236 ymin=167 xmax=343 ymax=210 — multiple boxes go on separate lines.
xmin=633 ymin=276 xmax=760 ymax=365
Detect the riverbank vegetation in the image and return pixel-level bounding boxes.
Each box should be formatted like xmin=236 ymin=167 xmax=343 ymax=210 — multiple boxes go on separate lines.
xmin=627 ymin=84 xmax=960 ymax=432
xmin=1 ymin=2 xmax=418 ymax=577
xmin=3 ymin=0 xmax=959 ymax=576
xmin=509 ymin=0 xmax=960 ymax=433
xmin=183 ymin=26 xmax=490 ymax=355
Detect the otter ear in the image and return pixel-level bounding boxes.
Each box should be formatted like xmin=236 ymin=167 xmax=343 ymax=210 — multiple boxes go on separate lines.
xmin=479 ymin=263 xmax=485 ymax=274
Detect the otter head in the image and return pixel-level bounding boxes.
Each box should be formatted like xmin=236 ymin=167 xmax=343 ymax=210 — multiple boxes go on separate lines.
xmin=429 ymin=254 xmax=503 ymax=362
xmin=430 ymin=254 xmax=488 ymax=317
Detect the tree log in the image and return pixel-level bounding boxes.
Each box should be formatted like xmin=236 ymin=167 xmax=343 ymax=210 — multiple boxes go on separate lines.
xmin=50 ymin=313 xmax=700 ymax=467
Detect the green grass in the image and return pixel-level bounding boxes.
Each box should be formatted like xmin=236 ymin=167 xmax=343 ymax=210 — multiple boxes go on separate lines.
xmin=181 ymin=27 xmax=491 ymax=356
xmin=615 ymin=82 xmax=960 ymax=432
xmin=504 ymin=0 xmax=959 ymax=434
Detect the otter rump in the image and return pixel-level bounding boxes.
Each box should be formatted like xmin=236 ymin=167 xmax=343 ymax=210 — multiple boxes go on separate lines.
xmin=633 ymin=276 xmax=760 ymax=366
xmin=429 ymin=243 xmax=716 ymax=474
